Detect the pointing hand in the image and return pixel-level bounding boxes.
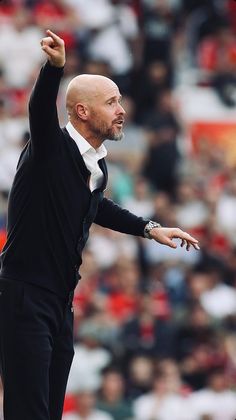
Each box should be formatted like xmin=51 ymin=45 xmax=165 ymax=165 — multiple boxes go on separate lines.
xmin=149 ymin=227 xmax=200 ymax=251
xmin=40 ymin=29 xmax=65 ymax=68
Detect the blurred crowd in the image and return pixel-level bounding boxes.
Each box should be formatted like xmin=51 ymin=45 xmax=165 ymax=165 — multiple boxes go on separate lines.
xmin=0 ymin=0 xmax=236 ymax=419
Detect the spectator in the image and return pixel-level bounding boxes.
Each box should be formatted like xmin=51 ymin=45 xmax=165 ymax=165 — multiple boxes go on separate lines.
xmin=149 ymin=191 xmax=173 ymax=226
xmin=121 ymin=176 xmax=154 ymax=219
xmin=199 ymin=267 xmax=236 ymax=320
xmin=141 ymin=0 xmax=176 ymax=65
xmin=0 ymin=7 xmax=43 ymax=88
xmin=63 ymin=388 xmax=113 ymax=420
xmin=66 ymin=320 xmax=112 ymax=394
xmin=87 ymin=228 xmax=139 ymax=270
xmin=156 ymin=358 xmax=191 ymax=395
xmin=120 ymin=292 xmax=175 ymax=362
xmin=142 ymin=89 xmax=180 ymax=195
xmin=0 ymin=98 xmax=28 ymax=191
xmin=65 ymin=0 xmax=140 ymax=83
xmin=133 ymin=370 xmax=192 ymax=420
xmin=133 ymin=60 xmax=172 ymax=123
xmin=96 ymin=367 xmax=134 ymax=420
xmin=104 ymin=258 xmax=142 ymax=325
xmin=189 ymin=369 xmax=236 ymax=420
xmin=198 ymin=24 xmax=236 ymax=107
xmin=126 ymin=355 xmax=154 ymax=400
xmin=175 ymin=302 xmax=216 ymax=361
xmin=175 ymin=178 xmax=209 ymax=234
xmin=216 ymin=173 xmax=236 ymax=245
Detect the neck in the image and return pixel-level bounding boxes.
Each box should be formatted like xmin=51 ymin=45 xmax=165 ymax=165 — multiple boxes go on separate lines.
xmin=77 ymin=407 xmax=90 ymax=416
xmin=69 ymin=120 xmax=103 ymax=150
xmin=104 ymin=393 xmax=121 ymax=403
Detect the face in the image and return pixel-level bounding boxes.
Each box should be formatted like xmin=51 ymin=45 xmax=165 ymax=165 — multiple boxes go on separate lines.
xmin=87 ymin=81 xmax=126 ymax=142
xmin=102 ymin=372 xmax=124 ymax=399
xmin=76 ymin=392 xmax=96 ymax=412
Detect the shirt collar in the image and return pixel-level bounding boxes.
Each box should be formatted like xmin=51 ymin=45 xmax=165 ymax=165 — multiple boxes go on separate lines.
xmin=66 ymin=121 xmax=107 ymax=158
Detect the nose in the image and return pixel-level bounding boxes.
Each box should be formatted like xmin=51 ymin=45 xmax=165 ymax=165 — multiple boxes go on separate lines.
xmin=117 ymin=102 xmax=126 ymax=115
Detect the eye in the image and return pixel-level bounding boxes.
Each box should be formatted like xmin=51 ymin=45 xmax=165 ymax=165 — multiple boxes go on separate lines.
xmin=106 ymin=97 xmax=122 ymax=106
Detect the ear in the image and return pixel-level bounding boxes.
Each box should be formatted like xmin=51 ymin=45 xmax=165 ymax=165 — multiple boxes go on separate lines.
xmin=75 ymin=103 xmax=89 ymax=121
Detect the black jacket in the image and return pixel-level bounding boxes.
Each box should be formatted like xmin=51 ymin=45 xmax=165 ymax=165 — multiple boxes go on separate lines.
xmin=0 ymin=62 xmax=148 ymax=297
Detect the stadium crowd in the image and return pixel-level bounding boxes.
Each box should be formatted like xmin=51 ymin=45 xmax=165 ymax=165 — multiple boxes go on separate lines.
xmin=0 ymin=0 xmax=236 ymax=419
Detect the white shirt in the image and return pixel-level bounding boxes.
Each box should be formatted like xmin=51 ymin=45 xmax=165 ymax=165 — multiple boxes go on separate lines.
xmin=133 ymin=392 xmax=193 ymax=420
xmin=66 ymin=343 xmax=111 ymax=393
xmin=189 ymin=389 xmax=236 ymax=420
xmin=66 ymin=122 xmax=107 ymax=192
xmin=0 ymin=24 xmax=43 ymax=88
xmin=200 ymin=283 xmax=236 ymax=319
xmin=62 ymin=410 xmax=112 ymax=420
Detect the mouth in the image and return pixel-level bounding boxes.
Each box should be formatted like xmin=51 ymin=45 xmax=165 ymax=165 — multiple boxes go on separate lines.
xmin=113 ymin=119 xmax=125 ymax=127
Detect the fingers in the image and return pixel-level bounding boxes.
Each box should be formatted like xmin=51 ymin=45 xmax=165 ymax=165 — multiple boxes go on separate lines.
xmin=180 ymin=239 xmax=185 ymax=248
xmin=41 ymin=37 xmax=54 ymax=49
xmin=40 ymin=30 xmax=64 ymax=49
xmin=165 ymin=238 xmax=177 ymax=249
xmin=191 ymin=242 xmax=200 ymax=250
xmin=151 ymin=226 xmax=200 ymax=251
xmin=175 ymin=228 xmax=198 ymax=243
xmin=173 ymin=228 xmax=200 ymax=249
xmin=180 ymin=238 xmax=200 ymax=251
xmin=46 ymin=29 xmax=64 ymax=45
xmin=173 ymin=229 xmax=200 ymax=251
xmin=40 ymin=29 xmax=65 ymax=67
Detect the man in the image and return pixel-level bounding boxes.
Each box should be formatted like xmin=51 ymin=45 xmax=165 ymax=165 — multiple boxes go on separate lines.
xmin=63 ymin=387 xmax=113 ymax=420
xmin=0 ymin=30 xmax=199 ymax=420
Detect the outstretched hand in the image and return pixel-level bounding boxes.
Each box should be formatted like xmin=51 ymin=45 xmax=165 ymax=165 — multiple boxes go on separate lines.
xmin=149 ymin=227 xmax=200 ymax=251
xmin=40 ymin=29 xmax=65 ymax=68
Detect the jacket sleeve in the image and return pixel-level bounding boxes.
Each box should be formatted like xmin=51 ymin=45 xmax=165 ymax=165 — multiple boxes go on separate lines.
xmin=28 ymin=61 xmax=64 ymax=157
xmin=94 ymin=197 xmax=148 ymax=237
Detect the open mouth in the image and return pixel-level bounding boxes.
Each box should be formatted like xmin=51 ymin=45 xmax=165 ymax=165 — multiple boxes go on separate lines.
xmin=114 ymin=119 xmax=124 ymax=127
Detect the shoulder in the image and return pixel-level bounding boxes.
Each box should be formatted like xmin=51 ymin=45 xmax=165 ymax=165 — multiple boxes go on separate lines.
xmin=92 ymin=410 xmax=113 ymax=420
xmin=133 ymin=392 xmax=156 ymax=408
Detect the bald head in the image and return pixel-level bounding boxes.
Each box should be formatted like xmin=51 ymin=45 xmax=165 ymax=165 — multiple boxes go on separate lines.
xmin=65 ymin=73 xmax=125 ymax=148
xmin=66 ymin=74 xmax=118 ymax=120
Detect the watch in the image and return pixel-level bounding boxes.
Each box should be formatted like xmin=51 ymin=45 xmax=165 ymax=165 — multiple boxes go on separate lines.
xmin=144 ymin=220 xmax=162 ymax=239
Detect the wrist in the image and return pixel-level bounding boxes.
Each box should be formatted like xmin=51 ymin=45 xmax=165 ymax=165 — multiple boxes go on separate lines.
xmin=48 ymin=58 xmax=65 ymax=68
xmin=144 ymin=221 xmax=162 ymax=239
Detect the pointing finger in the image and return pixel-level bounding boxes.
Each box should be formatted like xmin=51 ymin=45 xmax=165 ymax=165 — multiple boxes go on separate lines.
xmin=46 ymin=29 xmax=64 ymax=45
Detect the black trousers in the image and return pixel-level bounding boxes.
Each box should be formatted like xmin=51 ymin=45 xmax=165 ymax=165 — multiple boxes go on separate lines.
xmin=0 ymin=278 xmax=74 ymax=420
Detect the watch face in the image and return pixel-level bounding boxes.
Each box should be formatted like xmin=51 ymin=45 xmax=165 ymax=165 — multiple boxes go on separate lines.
xmin=150 ymin=222 xmax=158 ymax=228
xmin=144 ymin=221 xmax=161 ymax=239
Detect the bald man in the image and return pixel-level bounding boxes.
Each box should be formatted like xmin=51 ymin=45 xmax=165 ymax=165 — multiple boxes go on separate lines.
xmin=0 ymin=31 xmax=199 ymax=420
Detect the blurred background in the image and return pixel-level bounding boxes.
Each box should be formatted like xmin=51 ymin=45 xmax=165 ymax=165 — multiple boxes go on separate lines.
xmin=0 ymin=0 xmax=236 ymax=419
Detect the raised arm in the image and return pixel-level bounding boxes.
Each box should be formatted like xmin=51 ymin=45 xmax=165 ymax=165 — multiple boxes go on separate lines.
xmin=29 ymin=30 xmax=65 ymax=156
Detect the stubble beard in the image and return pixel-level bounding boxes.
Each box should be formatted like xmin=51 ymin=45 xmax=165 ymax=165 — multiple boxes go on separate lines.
xmin=106 ymin=128 xmax=124 ymax=142
xmin=89 ymin=115 xmax=124 ymax=142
